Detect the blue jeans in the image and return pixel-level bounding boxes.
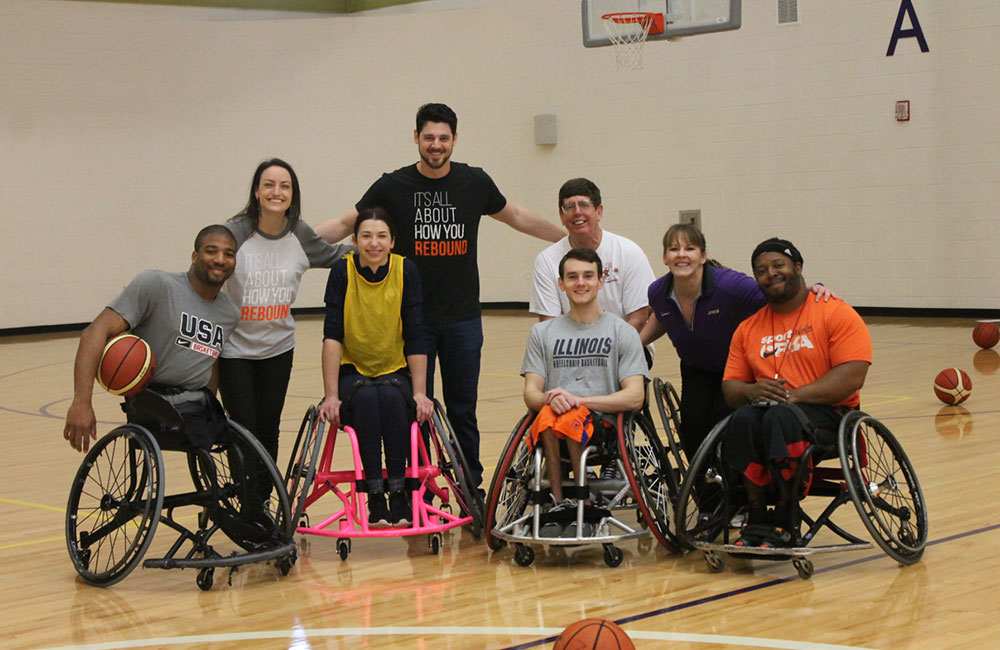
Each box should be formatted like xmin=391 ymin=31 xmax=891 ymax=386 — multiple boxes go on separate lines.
xmin=423 ymin=317 xmax=484 ymax=488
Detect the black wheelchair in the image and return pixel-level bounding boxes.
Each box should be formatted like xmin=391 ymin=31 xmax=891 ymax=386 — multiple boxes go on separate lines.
xmin=65 ymin=391 xmax=297 ymax=589
xmin=484 ymin=408 xmax=677 ymax=568
xmin=674 ymin=403 xmax=929 ymax=579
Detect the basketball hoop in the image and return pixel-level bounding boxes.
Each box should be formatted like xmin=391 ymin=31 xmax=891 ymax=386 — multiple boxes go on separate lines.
xmin=601 ymin=12 xmax=664 ymax=69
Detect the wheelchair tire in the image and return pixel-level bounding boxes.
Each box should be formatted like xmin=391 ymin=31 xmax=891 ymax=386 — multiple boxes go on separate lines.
xmin=66 ymin=425 xmax=164 ymax=587
xmin=429 ymin=400 xmax=485 ymax=537
xmin=839 ymin=412 xmax=928 ymax=565
xmin=619 ymin=413 xmax=679 ymax=552
xmin=653 ymin=378 xmax=687 ymax=486
xmin=674 ymin=415 xmax=732 ymax=551
xmin=188 ymin=421 xmax=295 ymax=552
xmin=484 ymin=412 xmax=534 ymax=551
xmin=284 ymin=407 xmax=324 ymax=530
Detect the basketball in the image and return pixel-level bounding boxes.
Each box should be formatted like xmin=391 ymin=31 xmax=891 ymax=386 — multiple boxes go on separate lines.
xmin=972 ymin=322 xmax=999 ymax=349
xmin=933 ymin=367 xmax=971 ymax=405
xmin=553 ymin=618 xmax=635 ymax=650
xmin=97 ymin=334 xmax=155 ymax=396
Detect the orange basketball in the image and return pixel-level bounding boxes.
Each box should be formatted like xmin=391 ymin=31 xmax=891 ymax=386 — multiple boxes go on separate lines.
xmin=933 ymin=367 xmax=971 ymax=405
xmin=973 ymin=322 xmax=999 ymax=349
xmin=97 ymin=334 xmax=155 ymax=396
xmin=553 ymin=618 xmax=634 ymax=650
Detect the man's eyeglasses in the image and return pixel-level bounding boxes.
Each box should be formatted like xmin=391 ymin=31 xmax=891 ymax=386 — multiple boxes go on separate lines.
xmin=560 ymin=200 xmax=595 ymax=213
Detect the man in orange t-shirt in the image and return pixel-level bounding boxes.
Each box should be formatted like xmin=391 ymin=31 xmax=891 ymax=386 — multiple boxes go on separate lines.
xmin=721 ymin=238 xmax=872 ymax=548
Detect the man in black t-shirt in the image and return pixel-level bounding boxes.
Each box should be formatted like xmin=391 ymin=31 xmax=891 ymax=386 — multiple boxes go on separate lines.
xmin=316 ymin=103 xmax=564 ymax=488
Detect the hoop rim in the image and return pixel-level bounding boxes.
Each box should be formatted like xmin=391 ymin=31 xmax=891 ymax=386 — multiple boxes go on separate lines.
xmin=601 ymin=11 xmax=665 ymax=35
xmin=601 ymin=11 xmax=657 ymax=25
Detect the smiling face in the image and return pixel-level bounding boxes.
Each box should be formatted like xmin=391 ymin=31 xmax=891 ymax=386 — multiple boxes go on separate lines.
xmin=191 ymin=232 xmax=236 ymax=287
xmin=558 ymin=257 xmax=604 ymax=307
xmin=559 ymin=194 xmax=603 ymax=243
xmin=414 ymin=121 xmax=455 ymax=172
xmin=753 ymin=251 xmax=804 ymax=304
xmin=254 ymin=165 xmax=293 ymax=218
xmin=353 ymin=217 xmax=394 ymax=268
xmin=664 ymin=233 xmax=707 ymax=280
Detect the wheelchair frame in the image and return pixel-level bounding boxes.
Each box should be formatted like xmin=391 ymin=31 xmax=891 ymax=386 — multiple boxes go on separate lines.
xmin=675 ymin=406 xmax=929 ymax=579
xmin=484 ymin=410 xmax=676 ymax=568
xmin=65 ymin=417 xmax=297 ymax=590
xmin=284 ymin=399 xmax=484 ymax=560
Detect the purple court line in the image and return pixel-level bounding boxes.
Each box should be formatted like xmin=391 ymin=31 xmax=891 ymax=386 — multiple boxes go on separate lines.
xmin=497 ymin=523 xmax=1000 ymax=650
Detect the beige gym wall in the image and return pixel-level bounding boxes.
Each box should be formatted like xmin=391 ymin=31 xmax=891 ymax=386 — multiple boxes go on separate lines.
xmin=2 ymin=0 xmax=995 ymax=329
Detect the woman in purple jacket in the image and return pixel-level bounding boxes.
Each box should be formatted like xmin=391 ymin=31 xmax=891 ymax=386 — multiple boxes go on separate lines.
xmin=641 ymin=224 xmax=832 ymax=459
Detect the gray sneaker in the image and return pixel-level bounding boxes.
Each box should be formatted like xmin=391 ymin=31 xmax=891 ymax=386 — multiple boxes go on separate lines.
xmin=560 ymin=521 xmax=594 ymax=538
xmin=540 ymin=521 xmax=564 ymax=537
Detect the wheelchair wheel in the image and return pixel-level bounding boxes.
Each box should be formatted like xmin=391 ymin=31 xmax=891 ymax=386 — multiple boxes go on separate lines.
xmin=66 ymin=426 xmax=164 ymax=587
xmin=189 ymin=421 xmax=294 ymax=552
xmin=429 ymin=400 xmax=485 ymax=537
xmin=619 ymin=413 xmax=678 ymax=552
xmin=283 ymin=406 xmax=324 ymax=528
xmin=484 ymin=413 xmax=534 ymax=551
xmin=653 ymin=378 xmax=687 ymax=486
xmin=839 ymin=412 xmax=928 ymax=565
xmin=675 ymin=416 xmax=731 ymax=550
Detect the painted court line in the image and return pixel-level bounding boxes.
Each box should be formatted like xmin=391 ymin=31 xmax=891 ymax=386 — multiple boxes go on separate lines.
xmin=39 ymin=524 xmax=1000 ymax=650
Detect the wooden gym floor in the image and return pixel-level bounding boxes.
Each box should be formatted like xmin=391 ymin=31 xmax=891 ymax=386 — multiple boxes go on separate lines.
xmin=2 ymin=312 xmax=998 ymax=649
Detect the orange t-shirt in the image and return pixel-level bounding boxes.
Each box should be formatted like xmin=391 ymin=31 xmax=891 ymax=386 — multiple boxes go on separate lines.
xmin=723 ymin=298 xmax=872 ymax=408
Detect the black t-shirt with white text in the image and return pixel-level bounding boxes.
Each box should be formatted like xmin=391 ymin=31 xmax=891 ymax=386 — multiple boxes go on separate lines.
xmin=357 ymin=162 xmax=507 ymax=326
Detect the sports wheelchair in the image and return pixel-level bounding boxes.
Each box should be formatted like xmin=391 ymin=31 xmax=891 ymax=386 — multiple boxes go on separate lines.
xmin=285 ymin=398 xmax=485 ymax=560
xmin=484 ymin=408 xmax=677 ymax=568
xmin=675 ymin=404 xmax=929 ymax=579
xmin=65 ymin=391 xmax=297 ymax=590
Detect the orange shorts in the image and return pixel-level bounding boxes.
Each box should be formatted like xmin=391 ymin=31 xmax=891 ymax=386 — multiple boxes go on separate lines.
xmin=528 ymin=405 xmax=594 ymax=451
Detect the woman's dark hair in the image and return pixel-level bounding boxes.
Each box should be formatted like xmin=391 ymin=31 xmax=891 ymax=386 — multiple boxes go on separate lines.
xmin=353 ymin=206 xmax=396 ymax=240
xmin=238 ymin=158 xmax=301 ymax=230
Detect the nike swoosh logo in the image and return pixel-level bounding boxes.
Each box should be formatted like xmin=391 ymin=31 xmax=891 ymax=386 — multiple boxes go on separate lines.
xmin=762 ymin=350 xmax=776 ymax=358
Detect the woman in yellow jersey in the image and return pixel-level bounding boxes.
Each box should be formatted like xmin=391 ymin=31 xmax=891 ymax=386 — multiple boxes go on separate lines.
xmin=319 ymin=207 xmax=432 ymax=527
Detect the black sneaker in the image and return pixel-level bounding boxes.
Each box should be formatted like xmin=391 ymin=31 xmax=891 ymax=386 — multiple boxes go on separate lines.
xmin=368 ymin=494 xmax=390 ymax=528
xmin=389 ymin=491 xmax=412 ymax=527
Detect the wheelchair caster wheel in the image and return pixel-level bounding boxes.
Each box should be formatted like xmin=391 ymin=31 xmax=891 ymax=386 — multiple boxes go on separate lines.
xmin=337 ymin=538 xmax=351 ymax=561
xmin=429 ymin=533 xmax=442 ymax=555
xmin=704 ymin=550 xmax=725 ymax=573
xmin=514 ymin=544 xmax=535 ymax=567
xmin=198 ymin=507 xmax=210 ymax=530
xmin=603 ymin=544 xmax=624 ymax=568
xmin=793 ymin=557 xmax=814 ymax=580
xmin=197 ymin=567 xmax=214 ymax=591
xmin=276 ymin=551 xmax=296 ymax=576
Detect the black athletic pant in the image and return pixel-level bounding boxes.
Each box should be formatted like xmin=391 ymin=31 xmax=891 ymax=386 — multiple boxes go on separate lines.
xmin=678 ymin=362 xmax=732 ymax=461
xmin=339 ymin=366 xmax=412 ymax=490
xmin=218 ymin=350 xmax=294 ymax=503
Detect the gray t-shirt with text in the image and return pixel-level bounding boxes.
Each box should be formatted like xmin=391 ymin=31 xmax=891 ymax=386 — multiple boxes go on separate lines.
xmin=520 ymin=312 xmax=648 ymax=397
xmin=109 ymin=270 xmax=239 ymax=390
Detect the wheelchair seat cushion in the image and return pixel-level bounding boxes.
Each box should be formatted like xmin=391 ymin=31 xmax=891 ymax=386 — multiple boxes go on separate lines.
xmin=124 ymin=388 xmax=229 ymax=451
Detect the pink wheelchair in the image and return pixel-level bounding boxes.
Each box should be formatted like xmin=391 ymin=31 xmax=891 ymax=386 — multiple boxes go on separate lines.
xmin=284 ymin=399 xmax=484 ymax=560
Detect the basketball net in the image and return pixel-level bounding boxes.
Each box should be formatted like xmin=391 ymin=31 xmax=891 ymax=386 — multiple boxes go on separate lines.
xmin=601 ymin=12 xmax=663 ymax=69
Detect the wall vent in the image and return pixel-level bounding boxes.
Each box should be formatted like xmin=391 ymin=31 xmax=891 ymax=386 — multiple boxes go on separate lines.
xmin=778 ymin=0 xmax=799 ymax=25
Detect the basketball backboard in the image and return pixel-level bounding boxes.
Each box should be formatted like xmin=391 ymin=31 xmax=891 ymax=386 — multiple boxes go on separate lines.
xmin=582 ymin=0 xmax=741 ymax=47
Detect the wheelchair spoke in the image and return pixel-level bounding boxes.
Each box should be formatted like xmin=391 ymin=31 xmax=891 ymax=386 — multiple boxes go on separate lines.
xmin=66 ymin=427 xmax=163 ymax=586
